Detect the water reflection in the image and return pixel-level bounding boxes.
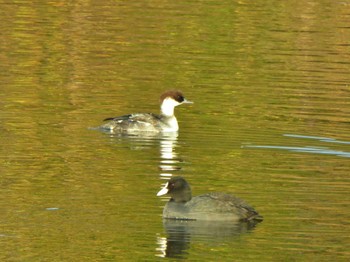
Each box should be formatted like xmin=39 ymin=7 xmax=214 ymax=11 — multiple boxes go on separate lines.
xmin=95 ymin=127 xmax=183 ymax=170
xmin=158 ymin=132 xmax=182 ymax=178
xmin=156 ymin=220 xmax=259 ymax=259
xmin=244 ymin=134 xmax=350 ymax=158
xmin=95 ymin=129 xmax=180 ymax=152
xmin=283 ymin=134 xmax=350 ymax=145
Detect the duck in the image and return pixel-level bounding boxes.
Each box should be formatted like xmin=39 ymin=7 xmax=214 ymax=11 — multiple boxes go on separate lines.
xmin=98 ymin=90 xmax=192 ymax=133
xmin=157 ymin=176 xmax=263 ymax=222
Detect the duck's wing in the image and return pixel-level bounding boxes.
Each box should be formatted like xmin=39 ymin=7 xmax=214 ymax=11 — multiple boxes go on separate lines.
xmin=100 ymin=113 xmax=163 ymax=132
xmin=104 ymin=114 xmax=131 ymax=122
xmin=103 ymin=113 xmax=161 ymax=123
xmin=204 ymin=193 xmax=263 ymax=222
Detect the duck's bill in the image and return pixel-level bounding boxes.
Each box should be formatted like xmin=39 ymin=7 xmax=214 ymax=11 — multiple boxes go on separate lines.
xmin=157 ymin=183 xmax=169 ymax=196
xmin=183 ymin=99 xmax=193 ymax=104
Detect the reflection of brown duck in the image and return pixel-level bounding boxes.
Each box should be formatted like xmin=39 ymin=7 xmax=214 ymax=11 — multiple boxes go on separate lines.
xmin=157 ymin=176 xmax=263 ymax=222
xmin=99 ymin=90 xmax=192 ymax=133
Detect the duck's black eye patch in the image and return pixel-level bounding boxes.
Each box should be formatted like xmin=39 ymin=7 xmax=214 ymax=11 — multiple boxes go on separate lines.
xmin=176 ymin=95 xmax=184 ymax=103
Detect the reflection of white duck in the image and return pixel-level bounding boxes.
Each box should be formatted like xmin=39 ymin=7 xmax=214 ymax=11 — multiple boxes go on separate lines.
xmin=159 ymin=133 xmax=181 ymax=174
xmin=99 ymin=90 xmax=192 ymax=133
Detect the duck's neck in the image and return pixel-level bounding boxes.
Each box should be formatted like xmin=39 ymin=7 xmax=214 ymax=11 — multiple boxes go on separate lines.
xmin=171 ymin=187 xmax=192 ymax=203
xmin=160 ymin=98 xmax=178 ymax=117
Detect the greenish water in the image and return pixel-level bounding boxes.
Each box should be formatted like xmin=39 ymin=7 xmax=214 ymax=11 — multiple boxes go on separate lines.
xmin=1 ymin=0 xmax=350 ymax=261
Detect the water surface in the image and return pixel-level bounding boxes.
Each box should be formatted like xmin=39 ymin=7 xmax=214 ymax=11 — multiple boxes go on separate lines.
xmin=1 ymin=0 xmax=350 ymax=261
